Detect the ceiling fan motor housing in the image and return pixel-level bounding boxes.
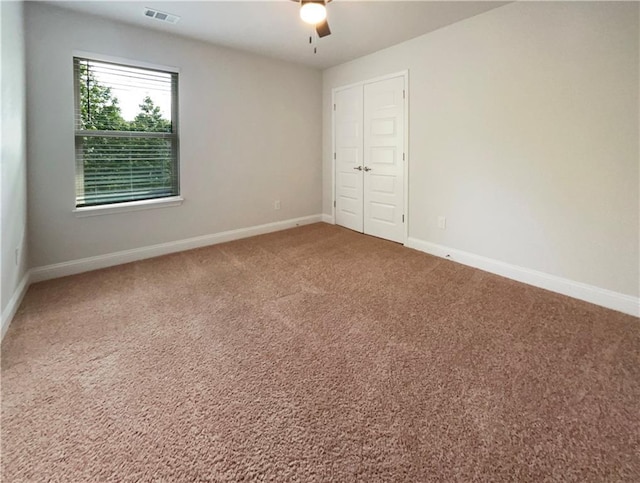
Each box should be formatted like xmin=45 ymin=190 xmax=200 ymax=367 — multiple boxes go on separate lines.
xmin=296 ymin=0 xmax=332 ymax=37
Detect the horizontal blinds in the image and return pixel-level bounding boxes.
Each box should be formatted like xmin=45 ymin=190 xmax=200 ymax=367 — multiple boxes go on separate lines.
xmin=75 ymin=136 xmax=177 ymax=206
xmin=73 ymin=57 xmax=178 ymax=207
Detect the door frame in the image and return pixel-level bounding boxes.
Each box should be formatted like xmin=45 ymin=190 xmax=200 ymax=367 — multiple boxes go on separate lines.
xmin=331 ymin=70 xmax=409 ymax=244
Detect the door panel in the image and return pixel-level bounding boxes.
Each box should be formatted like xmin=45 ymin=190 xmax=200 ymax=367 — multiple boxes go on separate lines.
xmin=363 ymin=76 xmax=405 ymax=243
xmin=334 ymin=85 xmax=364 ymax=233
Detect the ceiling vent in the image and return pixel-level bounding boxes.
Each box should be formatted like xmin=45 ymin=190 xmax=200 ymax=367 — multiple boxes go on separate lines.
xmin=143 ymin=8 xmax=180 ymax=24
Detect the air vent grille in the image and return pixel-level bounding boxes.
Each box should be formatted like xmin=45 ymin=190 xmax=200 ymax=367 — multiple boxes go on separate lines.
xmin=143 ymin=8 xmax=180 ymax=24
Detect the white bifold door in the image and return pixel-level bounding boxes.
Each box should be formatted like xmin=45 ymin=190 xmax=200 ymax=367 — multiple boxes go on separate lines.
xmin=334 ymin=75 xmax=406 ymax=244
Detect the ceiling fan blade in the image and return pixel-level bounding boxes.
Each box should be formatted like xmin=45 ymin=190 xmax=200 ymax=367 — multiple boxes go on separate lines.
xmin=316 ymin=19 xmax=331 ymax=38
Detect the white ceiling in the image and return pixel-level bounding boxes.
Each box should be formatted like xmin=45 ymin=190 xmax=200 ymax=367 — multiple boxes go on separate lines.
xmin=50 ymin=1 xmax=509 ymax=69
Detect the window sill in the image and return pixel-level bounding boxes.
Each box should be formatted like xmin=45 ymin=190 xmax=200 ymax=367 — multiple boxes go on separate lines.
xmin=73 ymin=196 xmax=184 ymax=218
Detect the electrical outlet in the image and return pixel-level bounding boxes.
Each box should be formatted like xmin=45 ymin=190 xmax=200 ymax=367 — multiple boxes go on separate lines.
xmin=14 ymin=247 xmax=20 ymax=266
xmin=274 ymin=200 xmax=281 ymax=210
xmin=438 ymin=216 xmax=446 ymax=230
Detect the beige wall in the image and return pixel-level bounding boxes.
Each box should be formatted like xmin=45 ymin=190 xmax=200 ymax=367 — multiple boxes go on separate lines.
xmin=26 ymin=2 xmax=322 ymax=268
xmin=323 ymin=1 xmax=639 ymax=298
xmin=1 ymin=1 xmax=28 ymax=319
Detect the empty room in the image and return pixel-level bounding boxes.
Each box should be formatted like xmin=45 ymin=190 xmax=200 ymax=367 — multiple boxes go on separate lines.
xmin=1 ymin=0 xmax=638 ymax=480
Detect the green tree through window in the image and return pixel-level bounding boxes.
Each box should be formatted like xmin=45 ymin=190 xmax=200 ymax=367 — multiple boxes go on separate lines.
xmin=131 ymin=96 xmax=172 ymax=132
xmin=77 ymin=62 xmax=127 ymax=131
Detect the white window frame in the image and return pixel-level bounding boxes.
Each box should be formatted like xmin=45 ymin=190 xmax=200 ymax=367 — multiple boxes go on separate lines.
xmin=71 ymin=51 xmax=183 ymax=217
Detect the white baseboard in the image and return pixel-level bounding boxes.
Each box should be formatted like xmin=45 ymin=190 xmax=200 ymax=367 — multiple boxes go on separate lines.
xmin=12 ymin=222 xmax=636 ymax=341
xmin=1 ymin=271 xmax=31 ymax=341
xmin=405 ymin=237 xmax=639 ymax=318
xmin=31 ymin=215 xmax=323 ymax=283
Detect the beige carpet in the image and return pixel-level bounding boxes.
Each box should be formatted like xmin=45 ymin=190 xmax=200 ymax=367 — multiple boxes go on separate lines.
xmin=2 ymin=223 xmax=639 ymax=481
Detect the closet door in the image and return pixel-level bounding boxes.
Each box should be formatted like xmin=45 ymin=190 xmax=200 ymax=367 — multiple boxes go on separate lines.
xmin=363 ymin=76 xmax=405 ymax=243
xmin=334 ymin=85 xmax=364 ymax=233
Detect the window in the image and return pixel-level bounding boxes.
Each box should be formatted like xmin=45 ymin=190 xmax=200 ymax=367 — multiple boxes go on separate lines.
xmin=73 ymin=56 xmax=179 ymax=207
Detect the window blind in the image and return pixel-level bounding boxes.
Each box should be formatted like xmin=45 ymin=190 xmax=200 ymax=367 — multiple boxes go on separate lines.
xmin=73 ymin=57 xmax=179 ymax=207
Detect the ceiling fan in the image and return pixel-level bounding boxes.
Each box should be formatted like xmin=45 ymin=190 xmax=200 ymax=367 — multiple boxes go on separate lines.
xmin=292 ymin=0 xmax=332 ymax=38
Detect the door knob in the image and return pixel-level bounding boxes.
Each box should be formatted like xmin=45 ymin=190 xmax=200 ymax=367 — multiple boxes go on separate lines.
xmin=353 ymin=166 xmax=363 ymax=171
xmin=363 ymin=166 xmax=372 ymax=172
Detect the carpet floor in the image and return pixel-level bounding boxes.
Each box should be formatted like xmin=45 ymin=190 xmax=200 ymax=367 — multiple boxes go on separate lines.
xmin=2 ymin=223 xmax=639 ymax=481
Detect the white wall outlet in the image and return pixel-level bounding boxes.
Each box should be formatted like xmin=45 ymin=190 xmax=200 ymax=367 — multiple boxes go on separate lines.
xmin=274 ymin=200 xmax=281 ymax=210
xmin=438 ymin=216 xmax=446 ymax=230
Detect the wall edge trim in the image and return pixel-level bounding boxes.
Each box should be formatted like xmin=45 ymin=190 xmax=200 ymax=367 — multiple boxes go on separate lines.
xmin=1 ymin=271 xmax=31 ymax=341
xmin=405 ymin=237 xmax=639 ymax=317
xmin=30 ymin=215 xmax=324 ymax=283
xmin=321 ymin=214 xmax=335 ymax=224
